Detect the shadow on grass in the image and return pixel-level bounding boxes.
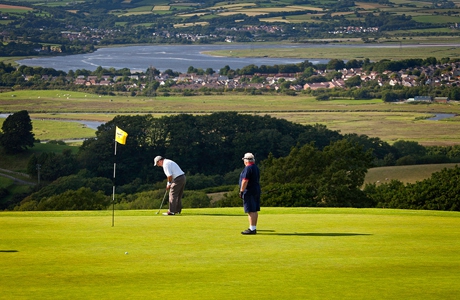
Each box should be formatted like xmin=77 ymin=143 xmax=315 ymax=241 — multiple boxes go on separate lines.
xmin=188 ymin=213 xmax=243 ymax=217
xmin=0 ymin=250 xmax=18 ymax=252
xmin=257 ymin=230 xmax=372 ymax=237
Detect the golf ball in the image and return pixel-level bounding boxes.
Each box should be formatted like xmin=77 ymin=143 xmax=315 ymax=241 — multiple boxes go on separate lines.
xmin=125 ymin=252 xmax=129 ymax=255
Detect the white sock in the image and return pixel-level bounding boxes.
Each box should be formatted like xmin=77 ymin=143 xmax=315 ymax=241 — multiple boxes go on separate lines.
xmin=250 ymin=225 xmax=256 ymax=231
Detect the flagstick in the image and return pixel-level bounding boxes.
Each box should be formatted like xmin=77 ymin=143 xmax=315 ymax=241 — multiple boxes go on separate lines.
xmin=113 ymin=127 xmax=127 ymax=227
xmin=112 ymin=140 xmax=117 ymax=227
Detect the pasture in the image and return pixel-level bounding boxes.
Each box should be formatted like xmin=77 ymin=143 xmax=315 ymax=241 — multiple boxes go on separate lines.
xmin=2 ymin=90 xmax=460 ymax=146
xmin=4 ymin=0 xmax=459 ymax=37
xmin=85 ymin=0 xmax=460 ymax=38
xmin=30 ymin=118 xmax=96 ymax=141
xmin=0 ymin=4 xmax=33 ymax=12
xmin=204 ymin=44 xmax=460 ymax=62
xmin=364 ymin=163 xmax=460 ymax=185
xmin=1 ymin=208 xmax=459 ymax=299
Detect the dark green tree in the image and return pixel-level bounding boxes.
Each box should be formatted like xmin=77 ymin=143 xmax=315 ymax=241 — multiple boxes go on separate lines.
xmin=27 ymin=149 xmax=79 ymax=181
xmin=345 ymin=75 xmax=362 ymax=88
xmin=365 ymin=166 xmax=460 ymax=211
xmin=393 ymin=140 xmax=426 ymax=158
xmin=318 ymin=139 xmax=374 ymax=207
xmin=261 ymin=140 xmax=374 ymax=207
xmin=77 ymin=114 xmax=160 ymax=185
xmin=327 ymin=59 xmax=345 ymax=70
xmin=0 ymin=110 xmax=35 ymax=154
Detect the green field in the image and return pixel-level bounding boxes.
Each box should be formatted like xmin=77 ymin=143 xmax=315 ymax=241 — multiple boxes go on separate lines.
xmin=2 ymin=90 xmax=460 ymax=146
xmin=1 ymin=208 xmax=459 ymax=299
xmin=365 ymin=163 xmax=460 ymax=185
xmin=31 ymin=119 xmax=96 ymax=141
xmin=205 ymin=44 xmax=460 ymax=61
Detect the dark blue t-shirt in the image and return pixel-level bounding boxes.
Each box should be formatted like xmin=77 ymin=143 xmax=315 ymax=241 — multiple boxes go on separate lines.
xmin=239 ymin=163 xmax=261 ymax=195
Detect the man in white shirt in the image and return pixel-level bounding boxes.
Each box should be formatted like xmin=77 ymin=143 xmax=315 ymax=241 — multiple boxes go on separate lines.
xmin=153 ymin=156 xmax=186 ymax=215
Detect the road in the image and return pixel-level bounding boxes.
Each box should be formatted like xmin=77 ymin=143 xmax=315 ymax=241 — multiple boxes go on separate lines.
xmin=0 ymin=168 xmax=35 ymax=186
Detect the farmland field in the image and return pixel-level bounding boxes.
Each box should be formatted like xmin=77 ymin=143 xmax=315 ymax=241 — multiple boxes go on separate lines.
xmin=1 ymin=90 xmax=460 ymax=145
xmin=204 ymin=44 xmax=460 ymax=61
xmin=364 ymin=163 xmax=460 ymax=184
xmin=0 ymin=4 xmax=33 ymax=11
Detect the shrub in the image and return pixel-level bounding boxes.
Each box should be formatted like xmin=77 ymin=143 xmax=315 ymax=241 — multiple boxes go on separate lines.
xmin=115 ymin=190 xmax=164 ymax=210
xmin=185 ymin=173 xmax=225 ymax=190
xmin=182 ymin=191 xmax=211 ymax=208
xmin=35 ymin=187 xmax=110 ymax=210
xmin=261 ymin=183 xmax=317 ymax=207
xmin=47 ymin=140 xmax=66 ymax=145
xmin=15 ymin=200 xmax=38 ymax=211
xmin=213 ymin=187 xmax=240 ymax=208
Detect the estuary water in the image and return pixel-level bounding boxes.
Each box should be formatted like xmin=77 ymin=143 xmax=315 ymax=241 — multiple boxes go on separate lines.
xmin=15 ymin=43 xmax=460 ymax=74
xmin=0 ymin=114 xmax=103 ymax=130
xmin=16 ymin=44 xmax=332 ymax=73
xmin=426 ymin=113 xmax=456 ymax=121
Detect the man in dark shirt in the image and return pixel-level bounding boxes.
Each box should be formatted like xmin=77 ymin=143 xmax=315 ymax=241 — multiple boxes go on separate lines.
xmin=239 ymin=153 xmax=261 ymax=235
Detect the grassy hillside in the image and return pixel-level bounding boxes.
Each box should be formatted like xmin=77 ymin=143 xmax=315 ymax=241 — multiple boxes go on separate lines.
xmin=1 ymin=208 xmax=459 ymax=299
xmin=365 ymin=163 xmax=459 ymax=185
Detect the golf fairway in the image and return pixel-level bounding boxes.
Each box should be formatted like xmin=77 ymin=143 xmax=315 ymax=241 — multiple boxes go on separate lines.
xmin=1 ymin=208 xmax=459 ymax=299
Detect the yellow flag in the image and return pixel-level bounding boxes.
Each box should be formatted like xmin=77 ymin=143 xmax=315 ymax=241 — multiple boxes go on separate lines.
xmin=115 ymin=126 xmax=128 ymax=145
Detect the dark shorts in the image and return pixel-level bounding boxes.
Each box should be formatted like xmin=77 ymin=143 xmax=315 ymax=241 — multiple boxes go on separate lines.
xmin=243 ymin=193 xmax=260 ymax=213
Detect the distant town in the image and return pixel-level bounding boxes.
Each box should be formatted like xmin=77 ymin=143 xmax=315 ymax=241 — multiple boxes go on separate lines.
xmin=30 ymin=60 xmax=457 ymax=102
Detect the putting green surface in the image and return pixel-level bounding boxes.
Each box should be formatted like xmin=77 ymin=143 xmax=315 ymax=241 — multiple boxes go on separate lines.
xmin=1 ymin=208 xmax=459 ymax=299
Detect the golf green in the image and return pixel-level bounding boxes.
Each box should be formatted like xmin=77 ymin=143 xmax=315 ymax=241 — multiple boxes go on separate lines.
xmin=1 ymin=208 xmax=459 ymax=299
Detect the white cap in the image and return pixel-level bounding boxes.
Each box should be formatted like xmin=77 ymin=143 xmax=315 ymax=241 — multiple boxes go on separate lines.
xmin=242 ymin=153 xmax=255 ymax=160
xmin=153 ymin=156 xmax=164 ymax=166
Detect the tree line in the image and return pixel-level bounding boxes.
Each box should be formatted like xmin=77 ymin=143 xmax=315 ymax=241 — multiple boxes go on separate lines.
xmin=2 ymin=110 xmax=460 ymax=212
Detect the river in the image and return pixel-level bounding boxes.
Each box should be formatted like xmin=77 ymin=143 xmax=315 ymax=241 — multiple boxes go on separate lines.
xmin=16 ymin=44 xmax=330 ymax=73
xmin=17 ymin=43 xmax=460 ymax=74
xmin=0 ymin=114 xmax=104 ymax=130
xmin=426 ymin=113 xmax=456 ymax=121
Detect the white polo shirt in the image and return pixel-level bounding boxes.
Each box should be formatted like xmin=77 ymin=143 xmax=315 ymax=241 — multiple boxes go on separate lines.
xmin=162 ymin=159 xmax=185 ymax=180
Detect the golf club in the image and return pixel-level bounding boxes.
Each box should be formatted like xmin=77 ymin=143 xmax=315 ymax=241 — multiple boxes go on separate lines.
xmin=156 ymin=190 xmax=169 ymax=214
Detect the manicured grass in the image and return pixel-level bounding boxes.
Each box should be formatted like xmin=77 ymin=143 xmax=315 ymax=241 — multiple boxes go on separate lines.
xmin=365 ymin=163 xmax=460 ymax=185
xmin=1 ymin=208 xmax=459 ymax=299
